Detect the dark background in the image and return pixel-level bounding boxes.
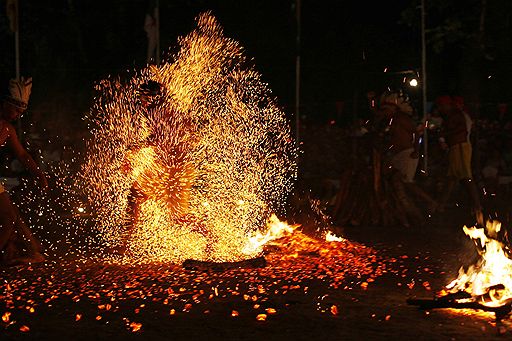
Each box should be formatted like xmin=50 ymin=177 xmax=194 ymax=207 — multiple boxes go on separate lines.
xmin=0 ymin=0 xmax=511 ymax=129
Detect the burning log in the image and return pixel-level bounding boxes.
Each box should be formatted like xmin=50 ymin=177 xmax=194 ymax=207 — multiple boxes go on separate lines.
xmin=407 ymin=295 xmax=512 ymax=322
xmin=182 ymin=256 xmax=266 ymax=271
xmin=409 ymin=220 xmax=512 ymax=323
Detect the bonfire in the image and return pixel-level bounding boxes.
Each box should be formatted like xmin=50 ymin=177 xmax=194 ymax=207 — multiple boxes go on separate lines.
xmin=408 ymin=220 xmax=512 ymax=322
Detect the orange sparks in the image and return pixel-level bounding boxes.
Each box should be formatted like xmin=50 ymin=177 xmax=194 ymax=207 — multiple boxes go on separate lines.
xmin=129 ymin=322 xmax=142 ymax=332
xmin=78 ymin=12 xmax=297 ymax=264
xmin=265 ymin=308 xmax=277 ymax=315
xmin=256 ymin=313 xmax=267 ymax=321
xmin=2 ymin=312 xmax=11 ymax=323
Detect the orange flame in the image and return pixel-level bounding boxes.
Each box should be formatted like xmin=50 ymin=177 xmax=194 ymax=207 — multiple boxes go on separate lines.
xmin=446 ymin=220 xmax=512 ymax=307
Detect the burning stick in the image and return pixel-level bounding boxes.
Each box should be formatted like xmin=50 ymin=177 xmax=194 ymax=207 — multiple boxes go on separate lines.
xmin=182 ymin=256 xmax=266 ymax=271
xmin=407 ymin=295 xmax=512 ymax=322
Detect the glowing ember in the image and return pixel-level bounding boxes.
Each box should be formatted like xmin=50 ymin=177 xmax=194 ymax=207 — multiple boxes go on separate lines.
xmin=2 ymin=311 xmax=11 ymax=323
xmin=129 ymin=321 xmax=142 ymax=332
xmin=256 ymin=313 xmax=267 ymax=321
xmin=446 ymin=220 xmax=512 ymax=307
xmin=0 ymin=229 xmax=385 ymax=335
xmin=77 ymin=13 xmax=296 ymax=263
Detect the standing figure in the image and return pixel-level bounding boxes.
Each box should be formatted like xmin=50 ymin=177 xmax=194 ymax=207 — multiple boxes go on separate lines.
xmin=379 ymin=92 xmax=437 ymax=214
xmin=379 ymin=92 xmax=421 ymax=183
xmin=437 ymin=95 xmax=483 ymax=224
xmin=115 ymin=80 xmax=196 ymax=256
xmin=0 ymin=78 xmax=48 ymax=265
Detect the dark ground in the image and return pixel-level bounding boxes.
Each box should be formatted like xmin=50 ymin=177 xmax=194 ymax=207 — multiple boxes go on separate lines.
xmin=1 ymin=202 xmax=511 ymax=340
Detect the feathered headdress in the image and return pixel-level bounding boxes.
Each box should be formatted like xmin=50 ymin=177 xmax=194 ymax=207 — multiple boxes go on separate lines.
xmin=6 ymin=77 xmax=32 ymax=110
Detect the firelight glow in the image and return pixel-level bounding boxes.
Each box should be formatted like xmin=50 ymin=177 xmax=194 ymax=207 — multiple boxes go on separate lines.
xmin=446 ymin=220 xmax=512 ymax=307
xmin=77 ymin=13 xmax=297 ymax=264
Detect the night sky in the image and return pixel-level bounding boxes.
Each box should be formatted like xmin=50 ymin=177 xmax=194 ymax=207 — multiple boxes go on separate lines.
xmin=0 ymin=0 xmax=510 ymax=123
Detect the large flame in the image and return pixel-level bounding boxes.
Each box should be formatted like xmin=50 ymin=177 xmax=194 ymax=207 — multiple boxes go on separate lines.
xmin=446 ymin=220 xmax=512 ymax=307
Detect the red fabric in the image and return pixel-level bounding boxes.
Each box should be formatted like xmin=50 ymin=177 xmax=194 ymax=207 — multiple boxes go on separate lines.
xmin=435 ymin=96 xmax=453 ymax=106
xmin=445 ymin=109 xmax=468 ymax=146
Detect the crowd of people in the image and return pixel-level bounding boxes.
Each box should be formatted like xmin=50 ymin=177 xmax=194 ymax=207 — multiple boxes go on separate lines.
xmin=360 ymin=91 xmax=480 ymax=221
xmin=299 ymin=90 xmax=512 ymax=227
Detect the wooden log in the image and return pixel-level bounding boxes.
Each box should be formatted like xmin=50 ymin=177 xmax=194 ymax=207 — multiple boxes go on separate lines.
xmin=332 ymin=170 xmax=353 ymax=219
xmin=350 ymin=175 xmax=370 ymax=226
xmin=183 ymin=256 xmax=266 ymax=271
xmin=338 ymin=174 xmax=363 ymax=225
xmin=372 ymin=148 xmax=382 ymax=196
xmin=369 ymin=191 xmax=380 ymax=225
xmin=407 ymin=298 xmax=497 ymax=311
xmin=407 ymin=297 xmax=512 ymax=321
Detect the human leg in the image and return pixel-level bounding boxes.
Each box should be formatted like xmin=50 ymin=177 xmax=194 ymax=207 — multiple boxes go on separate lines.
xmin=438 ymin=178 xmax=457 ymax=211
xmin=0 ymin=192 xmax=44 ymax=264
xmin=0 ymin=192 xmax=17 ymax=257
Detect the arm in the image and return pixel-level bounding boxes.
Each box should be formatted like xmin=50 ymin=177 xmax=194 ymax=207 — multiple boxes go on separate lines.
xmin=5 ymin=124 xmax=48 ymax=189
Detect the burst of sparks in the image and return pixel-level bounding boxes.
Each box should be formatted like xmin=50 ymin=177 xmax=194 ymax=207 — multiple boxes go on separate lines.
xmin=75 ymin=13 xmax=297 ymax=263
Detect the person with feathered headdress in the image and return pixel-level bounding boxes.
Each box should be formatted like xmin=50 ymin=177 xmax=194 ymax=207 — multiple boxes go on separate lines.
xmin=0 ymin=77 xmax=48 ymax=265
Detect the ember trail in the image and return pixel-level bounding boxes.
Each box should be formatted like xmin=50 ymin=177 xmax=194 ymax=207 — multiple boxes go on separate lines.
xmin=78 ymin=13 xmax=297 ymax=263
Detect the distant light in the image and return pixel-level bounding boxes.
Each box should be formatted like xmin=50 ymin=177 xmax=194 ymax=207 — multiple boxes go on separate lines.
xmin=77 ymin=207 xmax=85 ymax=213
xmin=409 ymin=78 xmax=418 ymax=87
